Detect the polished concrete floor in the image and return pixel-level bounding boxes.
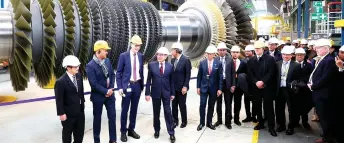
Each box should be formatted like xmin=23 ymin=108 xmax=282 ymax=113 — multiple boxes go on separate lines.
xmin=0 ymin=69 xmax=321 ymax=143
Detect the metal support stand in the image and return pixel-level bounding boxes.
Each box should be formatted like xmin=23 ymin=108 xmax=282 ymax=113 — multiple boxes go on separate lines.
xmin=304 ymin=0 xmax=309 ymax=38
xmin=297 ymin=0 xmax=302 ymax=38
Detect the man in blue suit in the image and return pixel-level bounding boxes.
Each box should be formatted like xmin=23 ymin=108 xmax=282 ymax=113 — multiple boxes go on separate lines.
xmin=145 ymin=47 xmax=176 ymax=143
xmin=264 ymin=37 xmax=282 ymax=62
xmin=171 ymin=42 xmax=192 ymax=129
xmin=308 ymin=39 xmax=337 ymax=143
xmin=197 ymin=45 xmax=223 ymax=131
xmin=116 ymin=35 xmax=144 ymax=142
xmin=86 ymin=40 xmax=116 ymax=143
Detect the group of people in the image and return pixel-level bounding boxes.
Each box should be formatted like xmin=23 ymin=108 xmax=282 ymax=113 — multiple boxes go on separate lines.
xmin=54 ymin=34 xmax=343 ymax=143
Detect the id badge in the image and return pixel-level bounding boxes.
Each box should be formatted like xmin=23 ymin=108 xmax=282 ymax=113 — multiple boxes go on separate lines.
xmin=127 ymin=88 xmax=132 ymax=93
xmin=206 ymin=75 xmax=210 ymax=80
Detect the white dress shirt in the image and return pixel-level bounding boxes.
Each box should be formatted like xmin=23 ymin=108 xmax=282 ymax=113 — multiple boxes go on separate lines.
xmin=280 ymin=60 xmax=291 ymax=87
xmin=269 ymin=50 xmax=275 ymax=57
xmin=130 ymin=51 xmax=141 ymax=81
xmin=234 ymin=58 xmax=240 ymax=71
xmin=219 ymin=56 xmax=226 ymax=78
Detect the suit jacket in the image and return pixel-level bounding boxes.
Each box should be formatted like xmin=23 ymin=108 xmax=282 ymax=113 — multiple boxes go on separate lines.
xmin=171 ymin=54 xmax=192 ymax=91
xmin=197 ymin=59 xmax=223 ymax=95
xmin=276 ymin=60 xmax=301 ymax=92
xmin=247 ymin=54 xmax=277 ymax=92
xmin=234 ymin=59 xmax=249 ymax=93
xmin=215 ymin=56 xmax=235 ymax=89
xmin=86 ymin=58 xmax=115 ymax=102
xmin=310 ymin=54 xmax=337 ymax=94
xmin=55 ymin=73 xmax=85 ymax=117
xmin=265 ymin=50 xmax=282 ymax=61
xmin=145 ymin=61 xmax=175 ymax=99
xmin=116 ymin=51 xmax=144 ymax=91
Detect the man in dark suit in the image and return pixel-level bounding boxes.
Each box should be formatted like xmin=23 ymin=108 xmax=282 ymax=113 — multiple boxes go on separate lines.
xmin=308 ymin=39 xmax=337 ymax=143
xmin=333 ymin=46 xmax=344 ymax=143
xmin=196 ymin=45 xmax=223 ymax=131
xmin=242 ymin=44 xmax=257 ymax=123
xmin=55 ymin=55 xmax=85 ymax=143
xmin=145 ymin=47 xmax=176 ymax=143
xmin=264 ymin=37 xmax=282 ymax=62
xmin=86 ymin=40 xmax=117 ymax=143
xmin=275 ymin=46 xmax=301 ymax=135
xmin=294 ymin=48 xmax=313 ymax=130
xmin=214 ymin=42 xmax=235 ymax=129
xmin=171 ymin=42 xmax=192 ymax=129
xmin=247 ymin=41 xmax=277 ymax=136
xmin=116 ymin=35 xmax=144 ymax=142
xmin=230 ymin=45 xmax=249 ymax=126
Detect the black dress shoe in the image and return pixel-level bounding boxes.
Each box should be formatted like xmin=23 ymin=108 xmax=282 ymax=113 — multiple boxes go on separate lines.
xmin=269 ymin=128 xmax=277 ymax=137
xmin=128 ymin=130 xmax=140 ymax=139
xmin=206 ymin=124 xmax=216 ymax=130
xmin=214 ymin=121 xmax=222 ymax=127
xmin=120 ymin=133 xmax=127 ymax=142
xmin=234 ymin=120 xmax=242 ymax=126
xmin=154 ymin=132 xmax=159 ymax=139
xmin=197 ymin=124 xmax=204 ymax=131
xmin=303 ymin=122 xmax=311 ymax=129
xmin=180 ymin=122 xmax=187 ymax=128
xmin=276 ymin=126 xmax=286 ymax=132
xmin=173 ymin=122 xmax=178 ymax=128
xmin=286 ymin=128 xmax=294 ymax=135
xmin=254 ymin=123 xmax=265 ymax=130
xmin=225 ymin=124 xmax=232 ymax=129
xmin=170 ymin=135 xmax=176 ymax=143
xmin=242 ymin=117 xmax=252 ymax=123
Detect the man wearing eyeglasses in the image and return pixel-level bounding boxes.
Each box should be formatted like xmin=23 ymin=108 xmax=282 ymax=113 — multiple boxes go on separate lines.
xmin=86 ymin=40 xmax=117 ymax=143
xmin=116 ymin=35 xmax=144 ymax=142
xmin=145 ymin=47 xmax=176 ymax=143
xmin=55 ymin=55 xmax=85 ymax=143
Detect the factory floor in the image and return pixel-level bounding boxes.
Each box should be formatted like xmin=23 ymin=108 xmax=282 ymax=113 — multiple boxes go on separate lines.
xmin=0 ymin=69 xmax=321 ymax=143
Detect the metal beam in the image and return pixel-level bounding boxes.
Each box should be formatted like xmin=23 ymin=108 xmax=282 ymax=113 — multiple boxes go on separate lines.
xmin=304 ymin=0 xmax=309 ymax=38
xmin=342 ymin=0 xmax=344 ymax=45
xmin=297 ymin=0 xmax=302 ymax=38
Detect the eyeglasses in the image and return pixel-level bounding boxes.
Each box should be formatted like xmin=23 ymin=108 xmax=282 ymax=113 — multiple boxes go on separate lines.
xmin=156 ymin=54 xmax=167 ymax=56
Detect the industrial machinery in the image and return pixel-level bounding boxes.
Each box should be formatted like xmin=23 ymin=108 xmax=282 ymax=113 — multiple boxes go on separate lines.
xmin=0 ymin=0 xmax=253 ymax=91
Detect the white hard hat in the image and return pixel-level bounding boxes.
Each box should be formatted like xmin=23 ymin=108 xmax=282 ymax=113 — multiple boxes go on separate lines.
xmin=314 ymin=39 xmax=331 ymax=47
xmin=205 ymin=45 xmax=217 ymax=53
xmin=217 ymin=42 xmax=228 ymax=49
xmin=254 ymin=41 xmax=265 ymax=49
xmin=281 ymin=46 xmax=295 ymax=54
xmin=300 ymin=39 xmax=308 ymax=45
xmin=62 ymin=55 xmax=80 ymax=68
xmin=250 ymin=40 xmax=255 ymax=43
xmin=295 ymin=48 xmax=306 ymax=54
xmin=308 ymin=40 xmax=315 ymax=46
xmin=245 ymin=45 xmax=255 ymax=51
xmin=340 ymin=45 xmax=344 ymax=52
xmin=259 ymin=37 xmax=265 ymax=42
xmin=156 ymin=47 xmax=170 ymax=55
xmin=231 ymin=45 xmax=241 ymax=52
xmin=171 ymin=42 xmax=183 ymax=51
xmin=264 ymin=41 xmax=269 ymax=47
xmin=268 ymin=37 xmax=279 ymax=44
xmin=279 ymin=40 xmax=285 ymax=45
xmin=292 ymin=40 xmax=298 ymax=43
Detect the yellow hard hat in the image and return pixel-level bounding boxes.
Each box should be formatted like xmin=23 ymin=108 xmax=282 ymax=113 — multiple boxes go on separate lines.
xmin=286 ymin=37 xmax=291 ymax=40
xmin=130 ymin=34 xmax=142 ymax=45
xmin=94 ymin=40 xmax=111 ymax=51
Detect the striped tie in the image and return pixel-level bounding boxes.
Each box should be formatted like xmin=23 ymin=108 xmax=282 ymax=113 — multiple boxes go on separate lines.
xmin=73 ymin=75 xmax=78 ymax=92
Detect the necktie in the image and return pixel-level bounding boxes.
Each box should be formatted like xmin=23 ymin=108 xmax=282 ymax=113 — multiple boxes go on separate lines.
xmin=208 ymin=61 xmax=212 ymax=75
xmin=72 ymin=75 xmax=78 ymax=92
xmin=174 ymin=58 xmax=178 ymax=71
xmin=233 ymin=59 xmax=237 ymax=71
xmin=160 ymin=63 xmax=163 ymax=75
xmin=133 ymin=53 xmax=137 ymax=80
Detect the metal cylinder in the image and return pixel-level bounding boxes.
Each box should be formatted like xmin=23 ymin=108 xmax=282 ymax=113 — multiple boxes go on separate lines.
xmin=0 ymin=9 xmax=13 ymax=63
xmin=159 ymin=10 xmax=210 ymax=60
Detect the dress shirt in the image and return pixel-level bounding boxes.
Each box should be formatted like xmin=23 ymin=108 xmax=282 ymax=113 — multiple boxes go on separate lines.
xmin=219 ymin=56 xmax=226 ymax=78
xmin=234 ymin=58 xmax=240 ymax=71
xmin=130 ymin=50 xmax=141 ymax=81
xmin=280 ymin=60 xmax=291 ymax=87
xmin=160 ymin=61 xmax=165 ymax=74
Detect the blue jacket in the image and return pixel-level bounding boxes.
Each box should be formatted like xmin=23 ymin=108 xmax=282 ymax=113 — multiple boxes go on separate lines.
xmin=86 ymin=58 xmax=115 ymax=102
xmin=171 ymin=55 xmax=192 ymax=91
xmin=145 ymin=61 xmax=175 ymax=99
xmin=311 ymin=54 xmax=337 ymax=94
xmin=197 ymin=59 xmax=223 ymax=95
xmin=116 ymin=51 xmax=144 ymax=91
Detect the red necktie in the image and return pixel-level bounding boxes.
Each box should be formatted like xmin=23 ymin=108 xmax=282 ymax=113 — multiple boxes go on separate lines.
xmin=133 ymin=54 xmax=137 ymax=80
xmin=160 ymin=63 xmax=163 ymax=75
xmin=208 ymin=61 xmax=212 ymax=75
xmin=233 ymin=59 xmax=236 ymax=71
